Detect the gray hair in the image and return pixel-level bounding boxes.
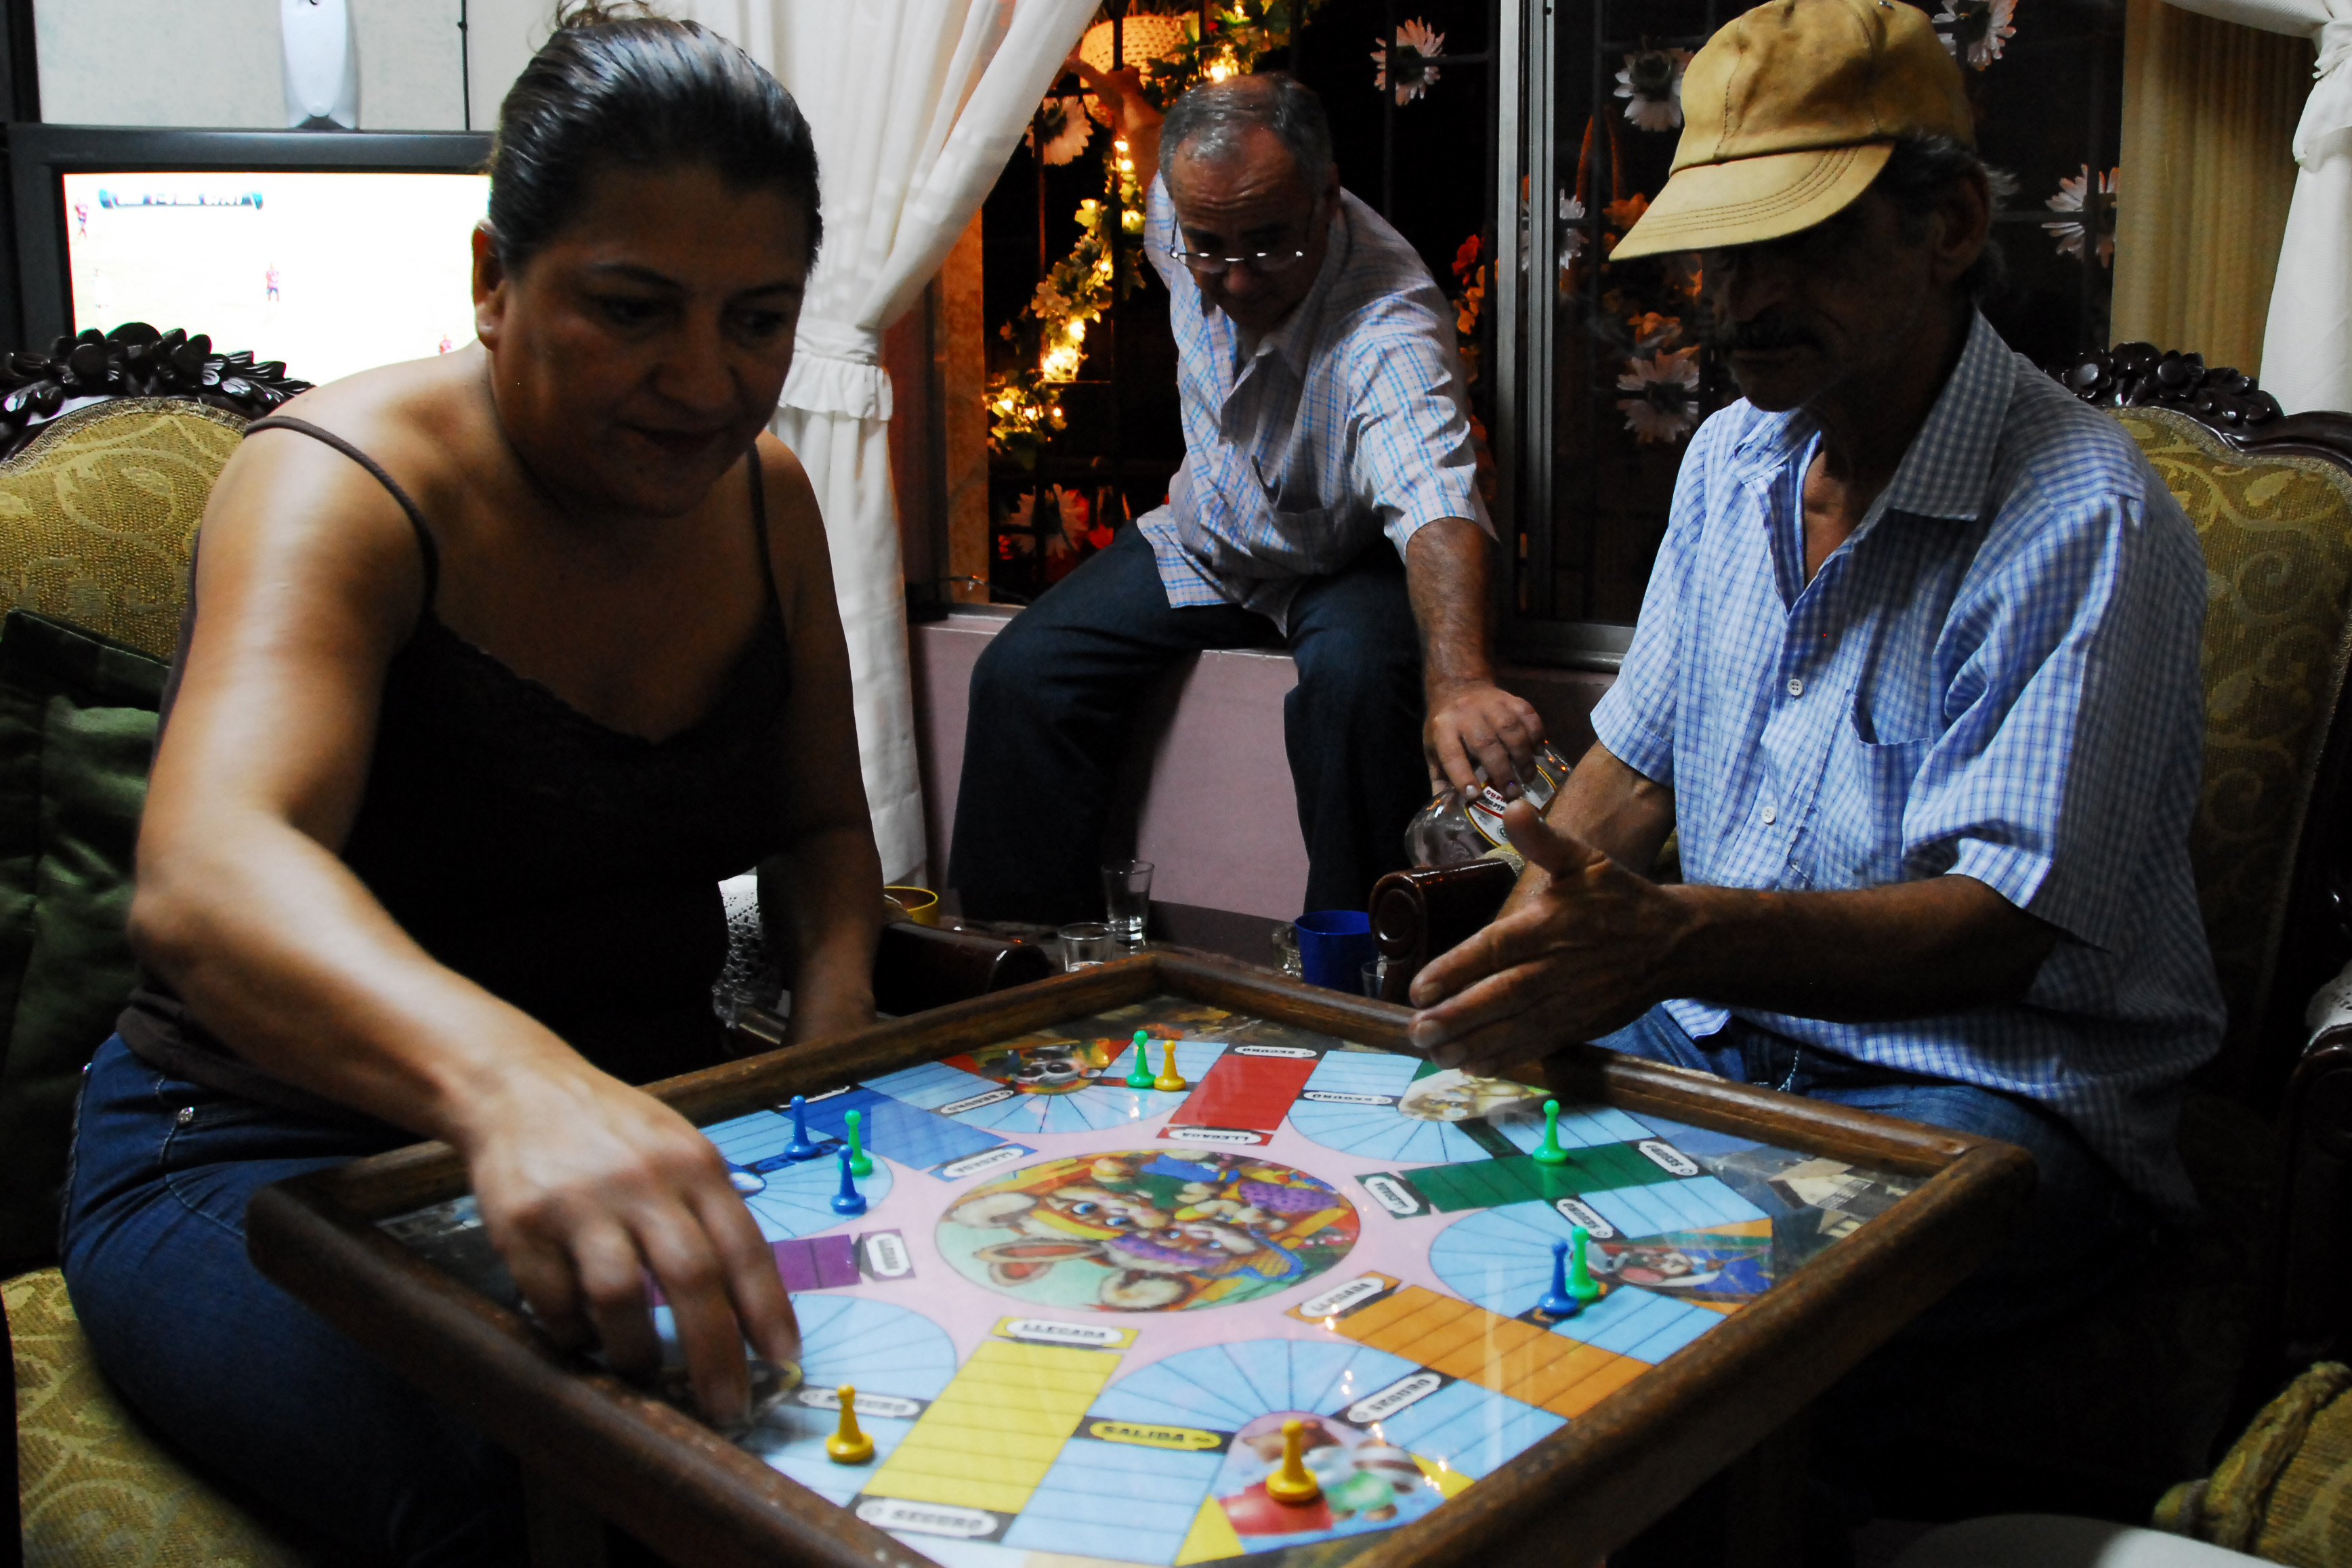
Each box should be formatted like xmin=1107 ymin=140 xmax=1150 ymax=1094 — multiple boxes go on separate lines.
xmin=1159 ymin=72 xmax=1334 ymax=195
xmin=1870 ymin=135 xmax=2019 ymax=303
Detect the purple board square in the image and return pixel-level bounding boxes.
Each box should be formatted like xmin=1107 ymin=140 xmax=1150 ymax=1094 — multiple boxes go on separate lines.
xmin=772 ymin=1234 xmax=862 ymax=1292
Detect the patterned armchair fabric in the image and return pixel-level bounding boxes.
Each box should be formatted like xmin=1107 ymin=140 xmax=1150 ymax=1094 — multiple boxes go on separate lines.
xmin=7 ymin=1269 xmax=312 ymax=1568
xmin=2157 ymin=1360 xmax=2352 ymax=1565
xmin=0 ymin=396 xmax=318 ymax=1564
xmin=2120 ymin=406 xmax=2352 ymax=1067
xmin=0 ymin=399 xmax=247 ymax=661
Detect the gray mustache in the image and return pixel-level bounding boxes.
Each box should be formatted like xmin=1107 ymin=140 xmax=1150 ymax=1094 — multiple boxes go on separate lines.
xmin=1705 ymin=316 xmax=1817 ymax=354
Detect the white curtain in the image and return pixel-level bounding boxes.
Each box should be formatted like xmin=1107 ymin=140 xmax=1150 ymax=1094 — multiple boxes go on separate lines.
xmin=2154 ymin=0 xmax=2349 ymax=414
xmin=684 ymin=0 xmax=1096 ymax=881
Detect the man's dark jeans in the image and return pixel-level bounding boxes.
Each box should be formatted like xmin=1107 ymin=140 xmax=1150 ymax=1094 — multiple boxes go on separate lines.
xmin=950 ymin=523 xmax=1429 ymax=923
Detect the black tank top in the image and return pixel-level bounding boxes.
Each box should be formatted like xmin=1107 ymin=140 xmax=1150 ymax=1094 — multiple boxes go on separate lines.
xmin=119 ymin=417 xmax=793 ymax=1110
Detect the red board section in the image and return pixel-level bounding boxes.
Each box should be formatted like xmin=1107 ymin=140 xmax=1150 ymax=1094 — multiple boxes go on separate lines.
xmin=1160 ymin=1051 xmax=1322 ymax=1145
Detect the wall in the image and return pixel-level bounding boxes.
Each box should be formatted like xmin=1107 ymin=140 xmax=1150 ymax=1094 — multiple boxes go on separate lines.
xmin=912 ymin=608 xmax=1614 ymax=920
xmin=33 ymin=0 xmax=551 ymax=132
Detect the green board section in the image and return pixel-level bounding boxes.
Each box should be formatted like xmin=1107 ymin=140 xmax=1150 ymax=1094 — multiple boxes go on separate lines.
xmin=1402 ymin=1143 xmax=1682 ymax=1212
xmin=1459 ymin=1119 xmax=1522 ymax=1160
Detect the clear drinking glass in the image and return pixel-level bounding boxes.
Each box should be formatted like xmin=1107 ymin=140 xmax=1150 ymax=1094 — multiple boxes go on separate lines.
xmin=1101 ymin=860 xmax=1154 ymax=946
xmin=1270 ymin=922 xmax=1303 ymax=979
xmin=1360 ymin=957 xmax=1390 ymax=998
xmin=1058 ymin=921 xmax=1118 ymax=969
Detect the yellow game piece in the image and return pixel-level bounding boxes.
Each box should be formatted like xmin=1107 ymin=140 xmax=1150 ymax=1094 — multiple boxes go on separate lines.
xmin=1154 ymin=1044 xmax=1188 ymax=1093
xmin=825 ymin=1383 xmax=875 ymax=1464
xmin=1265 ymin=1418 xmax=1322 ymax=1506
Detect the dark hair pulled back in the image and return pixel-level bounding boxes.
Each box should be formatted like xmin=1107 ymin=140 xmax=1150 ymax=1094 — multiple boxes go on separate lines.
xmin=487 ymin=1 xmax=822 ymax=271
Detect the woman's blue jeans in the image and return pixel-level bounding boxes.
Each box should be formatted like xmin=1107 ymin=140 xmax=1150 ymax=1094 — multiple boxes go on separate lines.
xmin=60 ymin=1036 xmax=526 ymax=1567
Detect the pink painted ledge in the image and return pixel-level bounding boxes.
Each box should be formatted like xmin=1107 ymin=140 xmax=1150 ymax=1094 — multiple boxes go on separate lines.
xmin=910 ymin=607 xmax=1614 ymax=921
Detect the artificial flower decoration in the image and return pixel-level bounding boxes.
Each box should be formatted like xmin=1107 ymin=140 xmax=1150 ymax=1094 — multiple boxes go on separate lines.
xmin=1617 ymin=347 xmax=1702 ymax=444
xmin=999 ymin=490 xmax=1038 ymax=559
xmin=1628 ymin=312 xmax=1681 ymax=352
xmin=1559 ymin=192 xmax=1588 ymax=274
xmin=2044 ymin=165 xmax=2118 ymax=267
xmin=1614 ymin=48 xmax=1692 ymax=131
xmin=1028 ymin=96 xmax=1093 ymax=166
xmin=1372 ymin=18 xmax=1446 ymax=106
xmin=1932 ymin=0 xmax=2017 ymax=70
xmin=1450 ymin=234 xmax=1488 ymax=381
xmin=1603 ymin=193 xmax=1650 ymax=230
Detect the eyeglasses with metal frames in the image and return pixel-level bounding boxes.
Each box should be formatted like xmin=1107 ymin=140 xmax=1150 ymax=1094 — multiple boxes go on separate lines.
xmin=1163 ymin=242 xmax=1311 ymax=278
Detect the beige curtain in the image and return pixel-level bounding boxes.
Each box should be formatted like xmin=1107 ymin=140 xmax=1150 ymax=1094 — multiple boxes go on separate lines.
xmin=678 ymin=0 xmax=1097 ymax=882
xmin=2114 ymin=0 xmax=2313 ymax=374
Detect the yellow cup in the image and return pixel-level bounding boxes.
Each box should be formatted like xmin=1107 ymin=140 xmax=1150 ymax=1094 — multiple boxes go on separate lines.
xmin=883 ymin=885 xmax=941 ymax=927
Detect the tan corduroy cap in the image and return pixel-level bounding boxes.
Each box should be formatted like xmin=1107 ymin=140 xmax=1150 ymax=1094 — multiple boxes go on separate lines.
xmin=1612 ymin=0 xmax=1972 ymax=261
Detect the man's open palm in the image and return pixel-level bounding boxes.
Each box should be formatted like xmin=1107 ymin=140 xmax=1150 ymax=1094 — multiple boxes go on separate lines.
xmin=1407 ymin=799 xmax=1689 ymax=1073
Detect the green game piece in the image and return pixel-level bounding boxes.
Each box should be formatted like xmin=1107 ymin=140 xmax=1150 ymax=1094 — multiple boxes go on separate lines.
xmin=1531 ymin=1099 xmax=1570 ymax=1165
xmin=1567 ymin=1224 xmax=1603 ymax=1302
xmin=1125 ymin=1031 xmax=1156 ymax=1090
xmin=845 ymin=1108 xmax=873 ymax=1178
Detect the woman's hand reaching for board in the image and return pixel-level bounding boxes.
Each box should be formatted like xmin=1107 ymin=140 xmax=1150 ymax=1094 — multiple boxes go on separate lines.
xmin=457 ymin=1057 xmax=800 ymax=1429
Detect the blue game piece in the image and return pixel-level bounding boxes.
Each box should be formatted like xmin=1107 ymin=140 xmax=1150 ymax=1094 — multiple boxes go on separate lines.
xmin=1538 ymin=1237 xmax=1581 ymax=1318
xmin=784 ymin=1093 xmax=822 ymax=1160
xmin=830 ymin=1148 xmax=867 ymax=1216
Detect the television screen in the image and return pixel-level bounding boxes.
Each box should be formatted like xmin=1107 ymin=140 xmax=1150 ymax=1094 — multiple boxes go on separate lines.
xmin=61 ymin=169 xmax=490 ymax=387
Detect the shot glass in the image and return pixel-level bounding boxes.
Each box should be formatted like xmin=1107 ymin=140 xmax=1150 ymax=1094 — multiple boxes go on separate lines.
xmin=1101 ymin=860 xmax=1154 ymax=947
xmin=1360 ymin=957 xmax=1391 ymax=999
xmin=1271 ymin=921 xmax=1303 ymax=979
xmin=1058 ymin=921 xmax=1118 ymax=970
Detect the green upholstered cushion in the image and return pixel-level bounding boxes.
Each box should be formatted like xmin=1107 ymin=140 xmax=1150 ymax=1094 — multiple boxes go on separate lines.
xmin=7 ymin=1265 xmax=316 ymax=1566
xmin=0 ymin=610 xmax=164 ymax=1275
xmin=2120 ymin=406 xmax=2352 ymax=1060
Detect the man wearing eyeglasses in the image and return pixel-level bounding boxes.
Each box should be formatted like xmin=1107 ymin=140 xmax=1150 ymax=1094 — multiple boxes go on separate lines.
xmin=952 ymin=70 xmax=1540 ymax=923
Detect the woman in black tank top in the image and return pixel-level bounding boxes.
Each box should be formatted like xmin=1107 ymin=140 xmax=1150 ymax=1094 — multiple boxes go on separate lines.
xmin=59 ymin=12 xmax=877 ymax=1564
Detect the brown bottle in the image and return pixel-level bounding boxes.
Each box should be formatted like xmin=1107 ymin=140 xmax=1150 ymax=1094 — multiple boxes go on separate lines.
xmin=1404 ymin=742 xmax=1574 ymax=870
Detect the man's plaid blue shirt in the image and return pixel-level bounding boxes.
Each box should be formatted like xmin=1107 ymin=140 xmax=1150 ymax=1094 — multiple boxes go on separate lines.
xmin=1139 ymin=176 xmax=1486 ymax=630
xmin=1591 ymin=312 xmax=2224 ymax=1211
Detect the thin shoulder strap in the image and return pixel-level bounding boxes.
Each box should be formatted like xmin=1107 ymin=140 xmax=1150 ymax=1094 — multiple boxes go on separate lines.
xmin=244 ymin=415 xmax=440 ymax=599
xmin=746 ymin=445 xmax=776 ymax=597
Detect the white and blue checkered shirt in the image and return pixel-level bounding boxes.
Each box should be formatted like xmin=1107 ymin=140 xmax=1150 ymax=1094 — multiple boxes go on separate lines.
xmin=1139 ymin=176 xmax=1487 ymax=631
xmin=1591 ymin=311 xmax=2224 ymax=1211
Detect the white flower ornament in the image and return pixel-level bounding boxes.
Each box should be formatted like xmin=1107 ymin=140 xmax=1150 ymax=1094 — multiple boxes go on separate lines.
xmin=1932 ymin=0 xmax=2017 ymax=70
xmin=1617 ymin=347 xmax=1703 ymax=444
xmin=1615 ymin=49 xmax=1692 ymax=131
xmin=2044 ymin=165 xmax=2118 ymax=268
xmin=1372 ymin=19 xmax=1446 ymax=106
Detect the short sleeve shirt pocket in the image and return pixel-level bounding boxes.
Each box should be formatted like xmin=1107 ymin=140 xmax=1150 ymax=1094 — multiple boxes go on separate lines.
xmin=1807 ymin=709 xmax=1937 ymax=891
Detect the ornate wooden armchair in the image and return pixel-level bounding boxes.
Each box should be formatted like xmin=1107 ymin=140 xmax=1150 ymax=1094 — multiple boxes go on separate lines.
xmin=1366 ymin=343 xmax=2352 ymax=1514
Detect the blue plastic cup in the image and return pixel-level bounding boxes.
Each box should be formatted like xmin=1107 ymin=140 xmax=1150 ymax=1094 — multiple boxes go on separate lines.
xmin=1294 ymin=909 xmax=1377 ymax=992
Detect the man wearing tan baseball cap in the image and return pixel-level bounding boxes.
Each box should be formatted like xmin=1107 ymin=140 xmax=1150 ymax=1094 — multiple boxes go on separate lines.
xmin=1610 ymin=0 xmax=1975 ymax=261
xmin=1411 ymin=0 xmax=2221 ymax=1525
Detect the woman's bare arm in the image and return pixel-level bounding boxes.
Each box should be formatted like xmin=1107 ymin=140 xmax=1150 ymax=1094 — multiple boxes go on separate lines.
xmin=752 ymin=434 xmax=881 ymax=1042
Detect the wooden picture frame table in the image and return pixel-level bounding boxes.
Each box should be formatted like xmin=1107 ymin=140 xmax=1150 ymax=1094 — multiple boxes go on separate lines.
xmin=245 ymin=952 xmax=2032 ymax=1568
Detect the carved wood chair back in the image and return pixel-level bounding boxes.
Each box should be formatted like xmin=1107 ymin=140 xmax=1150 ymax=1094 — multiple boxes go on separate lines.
xmin=2055 ymin=342 xmax=2352 ymax=1118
